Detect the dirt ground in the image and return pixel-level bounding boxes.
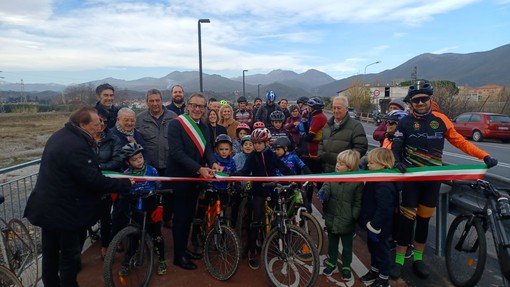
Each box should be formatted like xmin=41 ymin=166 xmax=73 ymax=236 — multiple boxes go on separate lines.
xmin=0 ymin=112 xmax=70 ymax=181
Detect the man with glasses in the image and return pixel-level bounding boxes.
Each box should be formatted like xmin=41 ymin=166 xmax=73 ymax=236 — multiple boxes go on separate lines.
xmin=390 ymin=80 xmax=498 ymax=280
xmin=164 ymin=93 xmax=222 ymax=270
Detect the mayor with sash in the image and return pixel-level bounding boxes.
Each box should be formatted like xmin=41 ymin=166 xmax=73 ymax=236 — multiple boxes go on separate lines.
xmin=165 ymin=92 xmax=223 ymax=270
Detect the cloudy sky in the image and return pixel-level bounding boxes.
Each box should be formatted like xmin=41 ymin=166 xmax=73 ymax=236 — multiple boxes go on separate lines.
xmin=0 ymin=0 xmax=509 ymax=85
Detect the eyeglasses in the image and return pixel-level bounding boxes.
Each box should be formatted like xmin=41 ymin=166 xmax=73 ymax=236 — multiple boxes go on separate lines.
xmin=188 ymin=103 xmax=206 ymax=110
xmin=387 ymin=121 xmax=397 ymax=126
xmin=410 ymin=97 xmax=430 ymax=104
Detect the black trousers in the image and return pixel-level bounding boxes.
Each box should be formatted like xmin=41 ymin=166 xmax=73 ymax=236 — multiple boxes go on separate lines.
xmin=42 ymin=228 xmax=84 ymax=287
xmin=172 ymin=185 xmax=200 ymax=259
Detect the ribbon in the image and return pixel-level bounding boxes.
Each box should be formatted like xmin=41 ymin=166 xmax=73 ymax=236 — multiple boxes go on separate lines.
xmin=104 ymin=164 xmax=488 ymax=183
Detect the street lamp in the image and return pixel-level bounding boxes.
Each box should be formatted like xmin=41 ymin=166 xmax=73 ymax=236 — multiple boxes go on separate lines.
xmin=242 ymin=69 xmax=248 ymax=98
xmin=198 ymin=19 xmax=210 ymax=92
xmin=364 ymin=61 xmax=381 ymax=74
xmin=257 ymin=84 xmax=261 ymax=99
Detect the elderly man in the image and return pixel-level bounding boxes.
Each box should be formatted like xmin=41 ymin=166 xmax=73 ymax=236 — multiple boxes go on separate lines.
xmin=95 ymin=83 xmax=119 ymax=129
xmin=136 ymin=89 xmax=178 ymax=228
xmin=24 ymin=107 xmax=132 ymax=287
xmin=165 ymin=92 xmax=221 ymax=270
xmin=166 ymin=85 xmax=186 ymax=115
xmin=320 ymin=95 xmax=368 ymax=173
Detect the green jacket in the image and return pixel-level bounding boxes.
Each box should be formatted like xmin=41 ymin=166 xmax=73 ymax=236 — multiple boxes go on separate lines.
xmin=322 ymin=181 xmax=364 ymax=235
xmin=319 ymin=116 xmax=368 ymax=173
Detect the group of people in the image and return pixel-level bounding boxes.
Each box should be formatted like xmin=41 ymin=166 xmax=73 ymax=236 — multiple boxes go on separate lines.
xmin=23 ymin=80 xmax=498 ymax=287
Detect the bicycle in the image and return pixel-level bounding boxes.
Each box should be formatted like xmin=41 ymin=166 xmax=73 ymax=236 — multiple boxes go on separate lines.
xmin=103 ymin=189 xmax=170 ymax=287
xmin=0 ymin=195 xmax=39 ymax=287
xmin=195 ymin=185 xmax=241 ymax=281
xmin=445 ymin=179 xmax=510 ymax=287
xmin=261 ymin=182 xmax=319 ymax=287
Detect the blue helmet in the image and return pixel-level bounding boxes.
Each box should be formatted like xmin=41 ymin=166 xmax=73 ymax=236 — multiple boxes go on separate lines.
xmin=306 ymin=97 xmax=325 ymax=109
xmin=266 ymin=90 xmax=276 ymax=102
xmin=384 ymin=110 xmax=408 ymax=122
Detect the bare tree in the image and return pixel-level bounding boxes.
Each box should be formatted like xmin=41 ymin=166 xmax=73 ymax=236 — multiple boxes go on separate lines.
xmin=346 ymin=78 xmax=373 ymax=113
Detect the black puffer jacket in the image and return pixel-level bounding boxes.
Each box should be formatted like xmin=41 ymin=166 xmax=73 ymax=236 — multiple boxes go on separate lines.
xmin=24 ymin=122 xmax=131 ymax=231
xmin=95 ymin=129 xmax=123 ymax=171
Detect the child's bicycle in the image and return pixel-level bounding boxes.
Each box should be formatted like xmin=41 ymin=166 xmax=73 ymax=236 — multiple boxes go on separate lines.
xmin=0 ymin=195 xmax=38 ymax=287
xmin=103 ymin=189 xmax=170 ymax=287
xmin=260 ymin=182 xmax=319 ymax=287
xmin=197 ymin=185 xmax=241 ymax=281
xmin=445 ymin=179 xmax=510 ymax=287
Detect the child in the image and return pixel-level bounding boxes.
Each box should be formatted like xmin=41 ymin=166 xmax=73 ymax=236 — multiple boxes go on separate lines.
xmin=212 ymin=134 xmax=237 ymax=191
xmin=268 ymin=110 xmax=292 ymax=147
xmin=120 ymin=143 xmax=167 ymax=276
xmin=234 ymin=128 xmax=294 ymax=270
xmin=232 ymin=123 xmax=251 ymax=156
xmin=318 ymin=150 xmax=364 ymax=281
xmin=233 ymin=135 xmax=254 ymax=171
xmin=359 ymin=148 xmax=399 ymax=287
xmin=273 ymin=137 xmax=311 ymax=175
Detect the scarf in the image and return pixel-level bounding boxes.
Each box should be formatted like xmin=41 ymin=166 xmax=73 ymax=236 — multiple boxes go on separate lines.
xmin=115 ymin=121 xmax=134 ymax=137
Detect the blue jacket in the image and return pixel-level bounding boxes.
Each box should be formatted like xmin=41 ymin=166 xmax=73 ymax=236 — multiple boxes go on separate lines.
xmin=213 ymin=154 xmax=236 ymax=190
xmin=359 ymin=181 xmax=400 ymax=237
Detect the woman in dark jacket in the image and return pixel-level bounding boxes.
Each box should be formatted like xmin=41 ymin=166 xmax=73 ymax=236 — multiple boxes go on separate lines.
xmin=205 ymin=109 xmax=227 ymax=144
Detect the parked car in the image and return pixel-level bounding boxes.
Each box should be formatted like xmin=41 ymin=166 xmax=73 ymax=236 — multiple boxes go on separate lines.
xmin=452 ymin=112 xmax=510 ymax=142
xmin=348 ymin=107 xmax=360 ymax=121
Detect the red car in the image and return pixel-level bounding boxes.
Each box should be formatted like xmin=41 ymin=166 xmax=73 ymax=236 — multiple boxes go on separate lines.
xmin=452 ymin=112 xmax=510 ymax=142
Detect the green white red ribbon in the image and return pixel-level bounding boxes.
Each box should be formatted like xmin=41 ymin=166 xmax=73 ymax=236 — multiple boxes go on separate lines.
xmin=104 ymin=164 xmax=488 ymax=183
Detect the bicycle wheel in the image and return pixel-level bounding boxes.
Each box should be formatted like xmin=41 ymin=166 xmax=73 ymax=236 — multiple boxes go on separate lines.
xmin=261 ymin=225 xmax=319 ymax=287
xmin=104 ymin=226 xmax=154 ymax=287
xmin=204 ymin=225 xmax=241 ymax=281
xmin=0 ymin=265 xmax=23 ymax=287
xmin=292 ymin=211 xmax=324 ymax=254
xmin=445 ymin=215 xmax=487 ymax=287
xmin=235 ymin=197 xmax=250 ymax=257
xmin=6 ymin=218 xmax=38 ymax=287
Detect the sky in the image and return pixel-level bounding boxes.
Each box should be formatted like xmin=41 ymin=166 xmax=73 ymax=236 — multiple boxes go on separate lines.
xmin=0 ymin=0 xmax=509 ymax=86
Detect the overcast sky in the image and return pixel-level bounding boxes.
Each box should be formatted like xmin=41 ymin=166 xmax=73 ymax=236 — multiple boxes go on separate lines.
xmin=0 ymin=0 xmax=509 ymax=85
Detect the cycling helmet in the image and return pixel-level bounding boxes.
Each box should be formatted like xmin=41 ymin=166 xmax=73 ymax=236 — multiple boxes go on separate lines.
xmin=251 ymin=128 xmax=271 ymax=143
xmin=297 ymin=96 xmax=309 ymax=105
xmin=253 ymin=121 xmax=266 ymax=129
xmin=240 ymin=135 xmax=252 ymax=145
xmin=269 ymin=110 xmax=285 ymax=121
xmin=384 ymin=110 xmax=408 ymax=122
xmin=121 ymin=143 xmax=144 ymax=160
xmin=237 ymin=96 xmax=247 ymax=103
xmin=215 ymin=134 xmax=232 ymax=146
xmin=219 ymin=99 xmax=228 ymax=106
xmin=272 ymin=137 xmax=291 ymax=149
xmin=406 ymin=80 xmax=433 ymax=101
xmin=266 ymin=90 xmax=276 ymax=102
xmin=306 ymin=97 xmax=325 ymax=109
xmin=236 ymin=123 xmax=251 ymax=133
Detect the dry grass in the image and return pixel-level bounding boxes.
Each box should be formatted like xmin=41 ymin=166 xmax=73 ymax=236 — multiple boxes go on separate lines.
xmin=0 ymin=112 xmax=71 ymax=168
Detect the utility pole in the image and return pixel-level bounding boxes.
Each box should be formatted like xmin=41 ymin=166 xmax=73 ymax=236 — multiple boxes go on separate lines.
xmin=411 ymin=66 xmax=417 ymax=81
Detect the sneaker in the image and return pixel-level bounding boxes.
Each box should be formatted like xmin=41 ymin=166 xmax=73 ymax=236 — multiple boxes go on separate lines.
xmin=118 ymin=265 xmax=129 ymax=276
xmin=390 ymin=263 xmax=403 ymax=279
xmin=157 ymin=261 xmax=167 ymax=275
xmin=405 ymin=245 xmax=414 ymax=259
xmin=248 ymin=251 xmax=259 ymax=270
xmin=360 ymin=270 xmax=378 ymax=285
xmin=368 ymin=278 xmax=390 ymax=287
xmin=413 ymin=260 xmax=430 ymax=278
xmin=322 ymin=264 xmax=338 ymax=276
xmin=341 ymin=269 xmax=352 ymax=281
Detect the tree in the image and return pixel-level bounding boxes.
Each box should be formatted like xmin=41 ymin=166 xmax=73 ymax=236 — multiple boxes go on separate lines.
xmin=63 ymin=83 xmax=96 ymax=109
xmin=345 ymin=78 xmax=372 ymax=113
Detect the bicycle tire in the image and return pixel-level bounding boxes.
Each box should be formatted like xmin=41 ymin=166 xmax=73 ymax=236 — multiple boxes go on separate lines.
xmin=235 ymin=197 xmax=250 ymax=257
xmin=261 ymin=225 xmax=319 ymax=287
xmin=445 ymin=215 xmax=487 ymax=287
xmin=292 ymin=211 xmax=324 ymax=254
xmin=104 ymin=226 xmax=154 ymax=287
xmin=204 ymin=225 xmax=241 ymax=281
xmin=0 ymin=264 xmax=23 ymax=287
xmin=6 ymin=218 xmax=38 ymax=287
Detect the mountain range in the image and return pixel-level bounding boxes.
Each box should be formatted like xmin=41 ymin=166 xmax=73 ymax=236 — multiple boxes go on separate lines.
xmin=1 ymin=44 xmax=509 ymax=101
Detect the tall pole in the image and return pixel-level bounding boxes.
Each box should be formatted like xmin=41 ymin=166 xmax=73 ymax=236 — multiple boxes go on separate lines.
xmin=364 ymin=60 xmax=381 ymax=74
xmin=257 ymin=84 xmax=261 ymax=99
xmin=242 ymin=69 xmax=248 ymax=98
xmin=198 ymin=19 xmax=210 ymax=92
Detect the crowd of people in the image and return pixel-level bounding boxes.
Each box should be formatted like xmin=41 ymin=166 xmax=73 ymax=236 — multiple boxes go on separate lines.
xmin=24 ymin=81 xmax=499 ymax=287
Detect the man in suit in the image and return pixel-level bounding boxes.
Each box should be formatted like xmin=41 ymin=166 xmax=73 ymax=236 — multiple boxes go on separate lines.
xmin=165 ymin=92 xmax=222 ymax=270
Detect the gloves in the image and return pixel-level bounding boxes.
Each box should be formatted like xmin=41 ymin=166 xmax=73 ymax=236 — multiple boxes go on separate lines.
xmin=394 ymin=162 xmax=407 ymax=173
xmin=367 ymin=231 xmax=379 ymax=242
xmin=484 ymin=156 xmax=498 ymax=168
xmin=318 ymin=190 xmax=325 ymax=203
xmin=151 ymin=205 xmax=163 ymax=223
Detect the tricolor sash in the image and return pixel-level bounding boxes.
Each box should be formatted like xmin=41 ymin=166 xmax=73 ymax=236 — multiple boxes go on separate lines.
xmin=176 ymin=114 xmax=207 ymax=157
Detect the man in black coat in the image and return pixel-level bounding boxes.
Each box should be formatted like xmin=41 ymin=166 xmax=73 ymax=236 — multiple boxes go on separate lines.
xmin=24 ymin=107 xmax=132 ymax=287
xmin=165 ymin=92 xmax=222 ymax=270
xmin=94 ymin=83 xmax=119 ymax=129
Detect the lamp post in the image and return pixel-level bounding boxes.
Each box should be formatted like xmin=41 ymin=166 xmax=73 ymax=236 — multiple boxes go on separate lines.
xmin=257 ymin=84 xmax=261 ymax=99
xmin=242 ymin=69 xmax=248 ymax=98
xmin=364 ymin=60 xmax=381 ymax=74
xmin=198 ymin=19 xmax=210 ymax=92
